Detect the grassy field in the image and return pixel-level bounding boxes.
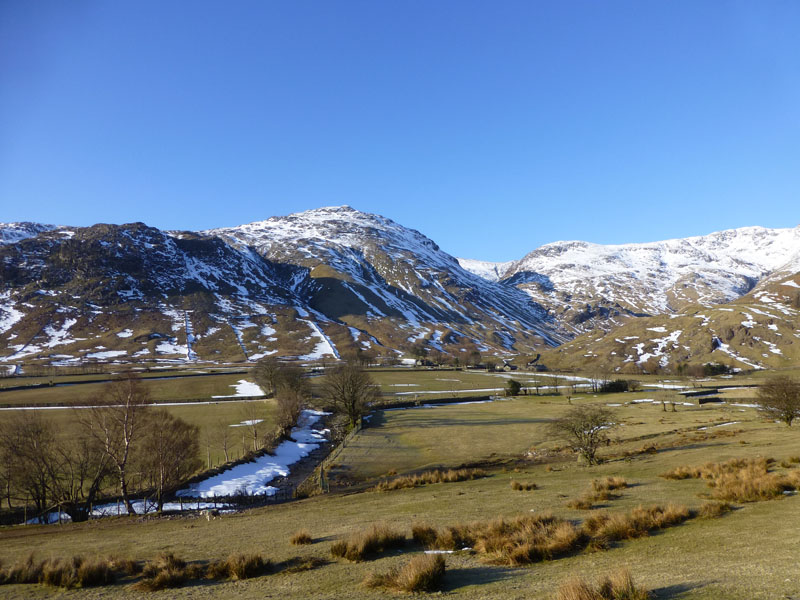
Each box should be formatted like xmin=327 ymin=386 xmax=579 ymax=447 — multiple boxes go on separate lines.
xmin=2 ymin=369 xmax=799 ymax=599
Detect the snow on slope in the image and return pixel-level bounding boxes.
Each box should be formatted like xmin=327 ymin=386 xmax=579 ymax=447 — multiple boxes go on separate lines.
xmin=0 ymin=222 xmax=60 ymax=244
xmin=457 ymin=258 xmax=513 ymax=282
xmin=505 ymin=225 xmax=800 ymax=315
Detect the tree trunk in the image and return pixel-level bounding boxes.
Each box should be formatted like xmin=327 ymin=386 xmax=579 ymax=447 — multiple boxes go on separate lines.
xmin=119 ymin=473 xmax=136 ymax=514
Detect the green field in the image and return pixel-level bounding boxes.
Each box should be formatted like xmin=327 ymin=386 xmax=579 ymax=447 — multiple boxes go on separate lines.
xmin=1 ymin=367 xmax=799 ymax=599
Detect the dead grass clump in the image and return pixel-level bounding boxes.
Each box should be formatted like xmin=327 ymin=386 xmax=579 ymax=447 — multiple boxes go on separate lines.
xmin=290 ymin=529 xmax=314 ymax=545
xmin=277 ymin=556 xmax=328 ymax=574
xmin=661 ymin=457 xmax=769 ymax=481
xmin=418 ymin=513 xmax=582 ymax=565
xmin=331 ymin=523 xmax=406 ymax=561
xmin=411 ymin=523 xmax=439 ymax=548
xmin=134 ymin=568 xmax=187 ymax=591
xmin=788 ymin=456 xmax=800 ymax=464
xmin=207 ymin=554 xmax=270 ymax=580
xmin=108 ymin=556 xmax=141 ymax=576
xmin=697 ymin=501 xmax=734 ymax=519
xmin=3 ymin=554 xmax=44 ymax=584
xmin=592 ymin=476 xmax=628 ymax=492
xmin=566 ymin=495 xmax=595 ymax=510
xmin=141 ymin=552 xmax=185 ymax=578
xmin=709 ymin=468 xmax=793 ymax=502
xmin=510 ymin=480 xmax=538 ymax=491
xmin=556 ymin=568 xmax=650 ymax=600
xmin=373 ymin=468 xmax=487 ymax=491
xmin=582 ymin=504 xmax=690 ymax=543
xmin=364 ymin=554 xmax=446 ymax=593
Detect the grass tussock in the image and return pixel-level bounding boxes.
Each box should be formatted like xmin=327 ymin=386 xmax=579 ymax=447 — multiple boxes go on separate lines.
xmin=411 ymin=513 xmax=582 ymax=566
xmin=136 ymin=553 xmax=190 ymax=591
xmin=592 ymin=476 xmax=628 ymax=492
xmin=0 ymin=555 xmax=116 ymax=589
xmin=373 ymin=468 xmax=487 ymax=491
xmin=207 ymin=553 xmax=271 ymax=580
xmin=697 ymin=501 xmax=734 ymax=519
xmin=277 ymin=556 xmax=328 ymax=574
xmin=290 ymin=529 xmax=314 ymax=545
xmin=555 ymin=568 xmax=650 ymax=600
xmin=364 ymin=554 xmax=446 ymax=593
xmin=662 ymin=458 xmax=797 ymax=502
xmin=581 ymin=504 xmax=690 ymax=543
xmin=510 ymin=480 xmax=538 ymax=491
xmin=331 ymin=523 xmax=406 ymax=561
xmin=567 ymin=477 xmax=628 ymax=510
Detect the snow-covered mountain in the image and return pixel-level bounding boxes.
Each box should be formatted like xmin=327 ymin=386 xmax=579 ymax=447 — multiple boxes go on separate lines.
xmin=0 ymin=207 xmax=560 ymax=367
xmin=461 ymin=225 xmax=800 ymax=334
xmin=2 ymin=209 xmax=799 ymax=371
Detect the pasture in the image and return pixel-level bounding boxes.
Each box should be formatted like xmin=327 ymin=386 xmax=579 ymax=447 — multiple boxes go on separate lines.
xmin=1 ymin=367 xmax=799 ymax=599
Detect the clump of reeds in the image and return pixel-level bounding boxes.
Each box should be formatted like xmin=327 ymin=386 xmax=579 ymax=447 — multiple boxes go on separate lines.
xmin=206 ymin=553 xmax=271 ymax=580
xmin=555 ymin=568 xmax=650 ymax=600
xmin=363 ymin=554 xmax=446 ymax=593
xmin=330 ymin=523 xmax=406 ymax=561
xmin=290 ymin=529 xmax=314 ymax=545
xmin=372 ymin=468 xmax=487 ymax=491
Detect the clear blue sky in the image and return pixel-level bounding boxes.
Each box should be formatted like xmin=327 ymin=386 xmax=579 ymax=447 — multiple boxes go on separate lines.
xmin=2 ymin=1 xmax=799 ymax=261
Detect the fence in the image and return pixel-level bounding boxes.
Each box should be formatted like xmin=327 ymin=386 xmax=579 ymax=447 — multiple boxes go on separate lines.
xmin=301 ymin=416 xmax=364 ymax=495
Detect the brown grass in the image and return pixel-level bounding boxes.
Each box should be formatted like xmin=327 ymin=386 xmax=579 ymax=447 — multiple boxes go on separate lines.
xmin=510 ymin=480 xmax=538 ymax=491
xmin=411 ymin=513 xmax=583 ymax=566
xmin=697 ymin=501 xmax=734 ymax=519
xmin=207 ymin=553 xmax=271 ymax=580
xmin=555 ymin=568 xmax=650 ymax=600
xmin=592 ymin=476 xmax=628 ymax=492
xmin=290 ymin=529 xmax=314 ymax=545
xmin=581 ymin=504 xmax=691 ymax=543
xmin=372 ymin=468 xmax=487 ymax=491
xmin=330 ymin=523 xmax=406 ymax=561
xmin=364 ymin=554 xmax=446 ymax=593
xmin=276 ymin=556 xmax=328 ymax=574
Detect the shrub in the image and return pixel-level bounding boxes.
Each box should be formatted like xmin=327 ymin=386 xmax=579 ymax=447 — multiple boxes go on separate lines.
xmin=364 ymin=554 xmax=446 ymax=593
xmin=510 ymin=480 xmax=537 ymax=491
xmin=330 ymin=523 xmax=406 ymax=561
xmin=290 ymin=530 xmax=314 ymax=545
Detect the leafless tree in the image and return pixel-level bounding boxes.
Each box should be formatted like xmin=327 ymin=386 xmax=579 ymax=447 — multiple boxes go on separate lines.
xmin=252 ymin=356 xmax=280 ymax=397
xmin=275 ymin=365 xmax=310 ymax=438
xmin=758 ymin=376 xmax=800 ymax=426
xmin=548 ymin=405 xmax=616 ymax=465
xmin=138 ymin=410 xmax=201 ymax=512
xmin=78 ymin=371 xmax=150 ymax=514
xmin=0 ymin=412 xmax=53 ymax=518
xmin=323 ymin=362 xmax=379 ymax=428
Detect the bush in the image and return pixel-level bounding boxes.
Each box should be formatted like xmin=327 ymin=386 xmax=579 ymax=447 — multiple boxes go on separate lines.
xmin=599 ymin=379 xmax=631 ymax=393
xmin=330 ymin=523 xmax=406 ymax=561
xmin=290 ymin=529 xmax=314 ymax=545
xmin=364 ymin=554 xmax=446 ymax=593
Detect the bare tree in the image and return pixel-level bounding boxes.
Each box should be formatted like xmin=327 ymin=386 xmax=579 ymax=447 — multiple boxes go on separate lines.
xmin=138 ymin=410 xmax=201 ymax=512
xmin=79 ymin=372 xmax=150 ymax=514
xmin=214 ymin=422 xmax=233 ymax=463
xmin=0 ymin=412 xmax=53 ymax=518
xmin=323 ymin=362 xmax=379 ymax=428
xmin=548 ymin=405 xmax=616 ymax=465
xmin=252 ymin=356 xmax=280 ymax=397
xmin=758 ymin=376 xmax=800 ymax=426
xmin=275 ymin=365 xmax=310 ymax=438
xmin=239 ymin=401 xmax=267 ymax=452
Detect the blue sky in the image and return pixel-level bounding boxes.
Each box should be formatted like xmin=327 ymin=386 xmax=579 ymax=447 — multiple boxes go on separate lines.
xmin=1 ymin=1 xmax=799 ymax=261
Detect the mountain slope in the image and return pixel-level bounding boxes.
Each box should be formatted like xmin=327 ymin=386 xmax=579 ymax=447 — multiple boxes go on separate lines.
xmin=460 ymin=225 xmax=800 ymax=336
xmin=0 ymin=208 xmax=561 ymax=368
